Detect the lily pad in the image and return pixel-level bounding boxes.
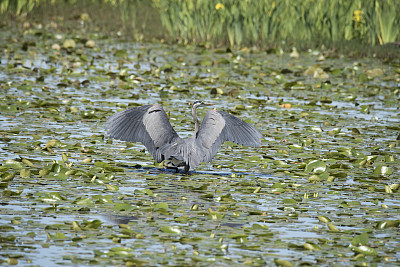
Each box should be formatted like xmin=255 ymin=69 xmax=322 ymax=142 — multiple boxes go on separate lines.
xmin=160 ymin=226 xmax=182 ymax=235
xmin=305 ymin=160 xmax=326 ymax=173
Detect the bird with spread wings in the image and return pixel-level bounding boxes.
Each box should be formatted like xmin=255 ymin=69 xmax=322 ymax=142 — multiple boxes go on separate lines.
xmin=106 ymin=101 xmax=263 ymax=173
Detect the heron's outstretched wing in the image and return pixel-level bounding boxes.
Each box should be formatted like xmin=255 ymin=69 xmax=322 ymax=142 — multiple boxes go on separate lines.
xmin=196 ymin=110 xmax=262 ymax=163
xmin=106 ymin=104 xmax=180 ymax=162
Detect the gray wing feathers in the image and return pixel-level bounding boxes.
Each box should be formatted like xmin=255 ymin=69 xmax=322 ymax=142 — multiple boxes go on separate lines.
xmin=142 ymin=105 xmax=180 ymax=148
xmin=196 ymin=110 xmax=262 ymax=163
xmin=159 ymin=139 xmax=203 ymax=168
xmin=106 ymin=104 xmax=179 ymax=162
xmin=218 ymin=111 xmax=262 ymax=146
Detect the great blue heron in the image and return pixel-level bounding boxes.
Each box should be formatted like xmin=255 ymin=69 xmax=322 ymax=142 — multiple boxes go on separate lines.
xmin=106 ymin=101 xmax=263 ymax=173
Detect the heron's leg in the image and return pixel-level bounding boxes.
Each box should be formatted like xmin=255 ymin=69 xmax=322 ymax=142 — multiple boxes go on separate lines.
xmin=184 ymin=164 xmax=190 ymax=174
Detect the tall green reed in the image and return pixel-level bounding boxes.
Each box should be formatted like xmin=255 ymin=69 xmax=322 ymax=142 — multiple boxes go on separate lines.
xmin=1 ymin=0 xmax=399 ymax=48
xmin=153 ymin=0 xmax=399 ymax=48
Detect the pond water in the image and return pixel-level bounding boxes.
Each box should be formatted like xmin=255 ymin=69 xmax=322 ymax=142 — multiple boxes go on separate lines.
xmin=0 ymin=24 xmax=400 ymax=266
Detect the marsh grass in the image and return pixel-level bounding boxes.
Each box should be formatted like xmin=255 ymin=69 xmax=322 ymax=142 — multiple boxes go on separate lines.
xmin=1 ymin=0 xmax=399 ymax=53
xmin=154 ymin=0 xmax=400 ymax=48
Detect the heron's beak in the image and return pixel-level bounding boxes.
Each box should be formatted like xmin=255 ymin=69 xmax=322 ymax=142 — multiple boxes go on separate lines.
xmin=202 ymin=102 xmax=213 ymax=106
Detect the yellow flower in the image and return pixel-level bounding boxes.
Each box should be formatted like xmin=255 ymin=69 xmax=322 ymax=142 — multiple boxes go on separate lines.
xmin=353 ymin=10 xmax=363 ymax=22
xmin=215 ymin=3 xmax=224 ymax=10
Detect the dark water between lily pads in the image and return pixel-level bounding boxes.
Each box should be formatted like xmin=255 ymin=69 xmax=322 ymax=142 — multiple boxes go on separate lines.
xmin=1 ymin=26 xmax=400 ymax=266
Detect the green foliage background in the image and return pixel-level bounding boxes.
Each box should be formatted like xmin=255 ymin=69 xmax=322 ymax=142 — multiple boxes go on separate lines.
xmin=1 ymin=0 xmax=399 ymax=48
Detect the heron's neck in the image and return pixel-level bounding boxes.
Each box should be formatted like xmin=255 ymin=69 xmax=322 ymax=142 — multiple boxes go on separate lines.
xmin=192 ymin=106 xmax=200 ymax=137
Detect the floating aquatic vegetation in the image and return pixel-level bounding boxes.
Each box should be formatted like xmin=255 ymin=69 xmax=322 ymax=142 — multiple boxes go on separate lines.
xmin=0 ymin=16 xmax=399 ymax=266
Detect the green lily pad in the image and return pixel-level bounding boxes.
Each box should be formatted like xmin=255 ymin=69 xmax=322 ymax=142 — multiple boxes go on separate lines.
xmin=160 ymin=226 xmax=182 ymax=235
xmin=305 ymin=160 xmax=326 ymax=173
xmin=3 ymin=159 xmax=23 ymax=170
xmin=373 ymin=165 xmax=392 ymax=175
xmin=351 ymin=232 xmax=369 ymax=246
xmin=376 ymin=220 xmax=400 ymax=229
xmin=352 ymin=245 xmax=378 ymax=256
xmin=47 ymin=232 xmax=66 ymax=240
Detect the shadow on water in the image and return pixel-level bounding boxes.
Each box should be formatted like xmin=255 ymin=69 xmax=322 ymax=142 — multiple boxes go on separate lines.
xmin=124 ymin=164 xmax=271 ymax=179
xmin=101 ymin=214 xmax=140 ymax=225
xmin=102 ymin=212 xmax=247 ymax=229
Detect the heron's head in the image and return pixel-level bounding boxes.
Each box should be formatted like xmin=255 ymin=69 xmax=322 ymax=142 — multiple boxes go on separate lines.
xmin=192 ymin=100 xmax=204 ymax=108
xmin=192 ymin=100 xmax=212 ymax=110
